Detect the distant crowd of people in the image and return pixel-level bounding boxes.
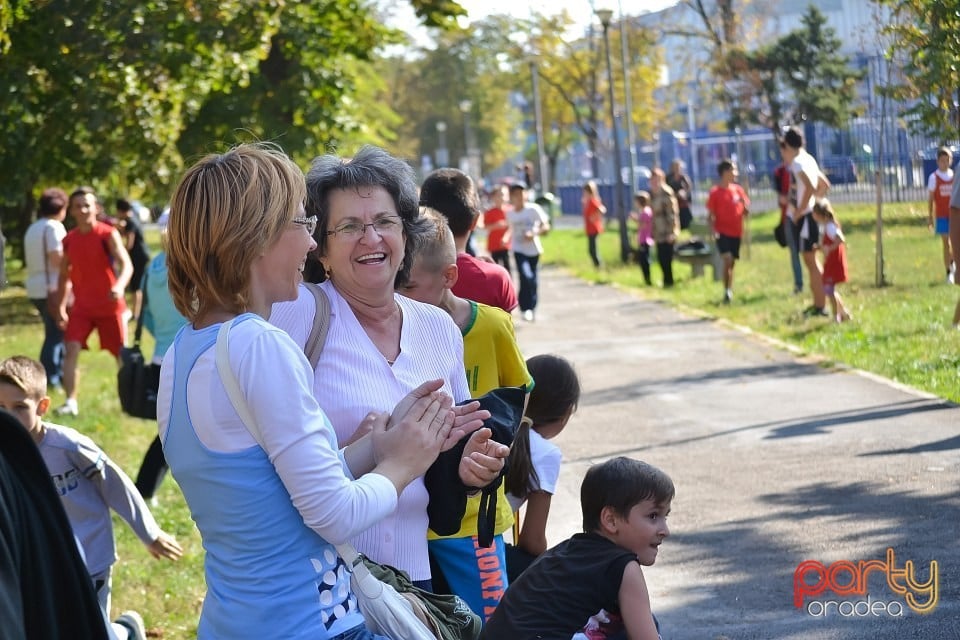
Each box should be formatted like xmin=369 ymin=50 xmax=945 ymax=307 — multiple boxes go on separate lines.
xmin=3 ymin=144 xmax=672 ymax=640
xmin=579 ymin=125 xmax=958 ymax=328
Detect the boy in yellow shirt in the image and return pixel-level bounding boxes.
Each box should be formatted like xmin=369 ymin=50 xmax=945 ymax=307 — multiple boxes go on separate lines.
xmin=400 ymin=208 xmax=532 ymax=620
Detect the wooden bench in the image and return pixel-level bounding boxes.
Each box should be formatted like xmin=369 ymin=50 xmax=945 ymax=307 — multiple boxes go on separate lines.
xmin=674 ymin=247 xmax=720 ymax=281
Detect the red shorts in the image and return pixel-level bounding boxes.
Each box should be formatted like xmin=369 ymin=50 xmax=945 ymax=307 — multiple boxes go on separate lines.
xmin=64 ymin=311 xmax=126 ymax=357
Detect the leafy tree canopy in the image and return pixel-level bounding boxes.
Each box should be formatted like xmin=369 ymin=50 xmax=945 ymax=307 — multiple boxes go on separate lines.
xmin=0 ymin=0 xmax=462 ymax=244
xmin=725 ymin=5 xmax=863 ymax=136
xmin=874 ymin=0 xmax=960 ymax=139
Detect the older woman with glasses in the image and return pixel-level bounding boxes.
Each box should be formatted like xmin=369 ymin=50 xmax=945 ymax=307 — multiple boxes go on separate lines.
xmin=160 ymin=143 xmax=487 ymax=639
xmin=271 ymin=145 xmax=508 ymax=592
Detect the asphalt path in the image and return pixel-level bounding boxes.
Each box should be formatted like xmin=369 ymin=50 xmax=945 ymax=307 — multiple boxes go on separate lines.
xmin=512 ymin=267 xmax=960 ymax=640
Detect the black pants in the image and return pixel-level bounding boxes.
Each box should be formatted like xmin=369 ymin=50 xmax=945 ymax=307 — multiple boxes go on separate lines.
xmin=514 ymin=252 xmax=540 ymax=312
xmin=491 ymin=249 xmax=511 ymax=276
xmin=637 ymin=245 xmax=652 ymax=285
xmin=587 ymin=234 xmax=601 ymax=267
xmin=134 ymin=436 xmax=168 ymax=500
xmin=656 ymin=242 xmax=675 ymax=287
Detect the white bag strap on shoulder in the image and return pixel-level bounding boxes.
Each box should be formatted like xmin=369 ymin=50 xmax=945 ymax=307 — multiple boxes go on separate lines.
xmin=216 ymin=317 xmax=379 ymax=598
xmin=302 ymin=282 xmax=331 ymax=369
xmin=215 ymin=319 xmax=265 ymax=450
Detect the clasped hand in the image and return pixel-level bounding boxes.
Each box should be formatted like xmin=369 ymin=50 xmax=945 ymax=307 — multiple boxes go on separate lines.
xmin=372 ymin=380 xmax=506 ymax=487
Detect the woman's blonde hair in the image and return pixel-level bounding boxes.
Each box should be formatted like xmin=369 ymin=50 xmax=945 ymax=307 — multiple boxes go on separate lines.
xmin=166 ymin=143 xmax=306 ymax=322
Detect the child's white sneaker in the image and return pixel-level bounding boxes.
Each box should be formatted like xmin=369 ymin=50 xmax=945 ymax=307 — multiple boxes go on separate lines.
xmin=114 ymin=610 xmax=146 ymax=640
xmin=54 ymin=398 xmax=78 ymax=417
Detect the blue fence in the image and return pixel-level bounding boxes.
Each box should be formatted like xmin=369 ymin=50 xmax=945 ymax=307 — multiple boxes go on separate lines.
xmin=552 ymin=117 xmax=950 ymax=216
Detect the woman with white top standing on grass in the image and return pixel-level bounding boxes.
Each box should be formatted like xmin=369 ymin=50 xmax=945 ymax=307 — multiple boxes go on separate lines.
xmin=159 ymin=142 xmax=492 ymax=639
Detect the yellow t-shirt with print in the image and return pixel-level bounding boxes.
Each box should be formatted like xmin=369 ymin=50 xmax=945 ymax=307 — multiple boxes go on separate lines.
xmin=428 ymin=301 xmax=533 ymax=540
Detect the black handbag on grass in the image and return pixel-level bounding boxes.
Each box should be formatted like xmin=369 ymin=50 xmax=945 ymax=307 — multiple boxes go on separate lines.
xmin=774 ymin=220 xmax=788 ymax=248
xmin=117 ymin=275 xmax=160 ymax=419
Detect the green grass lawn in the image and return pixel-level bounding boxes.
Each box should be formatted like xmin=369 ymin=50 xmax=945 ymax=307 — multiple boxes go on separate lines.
xmin=543 ymin=200 xmax=960 ymax=404
xmin=1 ymin=202 xmax=956 ymax=636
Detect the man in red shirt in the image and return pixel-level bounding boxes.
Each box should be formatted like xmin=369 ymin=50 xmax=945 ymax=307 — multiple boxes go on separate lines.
xmin=54 ymin=187 xmax=133 ymax=416
xmin=420 ymin=169 xmax=518 ymax=313
xmin=482 ymin=184 xmax=512 ymax=276
xmin=707 ymin=159 xmax=750 ymax=304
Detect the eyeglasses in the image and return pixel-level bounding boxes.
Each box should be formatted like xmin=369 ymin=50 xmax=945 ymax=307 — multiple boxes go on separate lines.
xmin=326 ymin=215 xmax=402 ymax=239
xmin=291 ymin=215 xmax=318 ymax=236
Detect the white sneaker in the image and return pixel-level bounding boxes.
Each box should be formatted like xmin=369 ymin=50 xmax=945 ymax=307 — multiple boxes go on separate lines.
xmin=54 ymin=399 xmax=78 ymax=416
xmin=522 ymin=309 xmax=535 ymax=322
xmin=114 ymin=610 xmax=146 ymax=640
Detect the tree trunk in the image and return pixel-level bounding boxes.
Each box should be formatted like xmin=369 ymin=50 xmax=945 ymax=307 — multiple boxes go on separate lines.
xmin=1 ymin=186 xmax=37 ymax=263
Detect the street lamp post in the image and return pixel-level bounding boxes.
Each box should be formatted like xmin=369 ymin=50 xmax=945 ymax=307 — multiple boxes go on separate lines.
xmin=597 ymin=8 xmax=630 ymax=263
xmin=459 ymin=100 xmax=478 ymax=181
xmin=530 ymin=60 xmax=549 ymax=194
xmin=435 ymin=120 xmax=448 ymax=168
xmin=618 ymin=0 xmax=637 ymax=196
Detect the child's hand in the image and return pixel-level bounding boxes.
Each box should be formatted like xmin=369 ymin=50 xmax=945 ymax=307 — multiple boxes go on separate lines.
xmin=443 ymin=401 xmax=490 ymax=452
xmin=148 ymin=531 xmax=183 ymax=561
xmin=458 ymin=427 xmax=509 ymax=488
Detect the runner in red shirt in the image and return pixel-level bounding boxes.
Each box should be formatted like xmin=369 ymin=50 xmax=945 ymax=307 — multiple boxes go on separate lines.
xmin=706 ymin=159 xmax=750 ymax=304
xmin=420 ymin=169 xmax=518 ymax=313
xmin=54 ymin=187 xmax=133 ymax=416
xmin=482 ymin=184 xmax=512 ymax=276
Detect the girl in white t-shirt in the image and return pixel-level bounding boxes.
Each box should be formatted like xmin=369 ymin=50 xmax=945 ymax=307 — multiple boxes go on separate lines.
xmin=505 ymin=354 xmax=581 ymax=580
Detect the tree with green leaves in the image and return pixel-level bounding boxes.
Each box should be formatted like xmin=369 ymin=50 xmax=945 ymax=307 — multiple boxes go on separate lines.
xmin=0 ymin=0 xmax=463 ymax=253
xmin=726 ymin=6 xmax=863 ymax=138
xmin=514 ymin=11 xmax=662 ymax=188
xmin=0 ymin=2 xmax=282 ymax=241
xmin=377 ymin=13 xmax=526 ymax=182
xmin=874 ymin=0 xmax=960 ymax=140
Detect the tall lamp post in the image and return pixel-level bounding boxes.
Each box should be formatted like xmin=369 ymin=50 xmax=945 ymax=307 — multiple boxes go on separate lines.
xmin=597 ymin=7 xmax=630 ymax=263
xmin=530 ymin=59 xmax=549 ymax=194
xmin=618 ymin=0 xmax=638 ymax=195
xmin=459 ymin=100 xmax=477 ymax=181
xmin=435 ymin=120 xmax=448 ymax=168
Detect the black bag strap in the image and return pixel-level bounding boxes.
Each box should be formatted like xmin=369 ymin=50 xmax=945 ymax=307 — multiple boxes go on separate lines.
xmin=131 ymin=271 xmax=148 ymax=347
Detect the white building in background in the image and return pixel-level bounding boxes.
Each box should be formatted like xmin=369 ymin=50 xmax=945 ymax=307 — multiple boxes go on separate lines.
xmin=554 ymin=0 xmax=890 ymax=184
xmin=634 ymin=0 xmax=893 ymax=124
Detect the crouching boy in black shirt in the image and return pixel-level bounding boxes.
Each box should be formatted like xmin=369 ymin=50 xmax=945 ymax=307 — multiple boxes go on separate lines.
xmin=481 ymin=457 xmax=673 ymax=639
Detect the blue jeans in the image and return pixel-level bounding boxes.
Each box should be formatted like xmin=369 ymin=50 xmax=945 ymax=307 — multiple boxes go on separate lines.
xmin=513 ymin=252 xmax=540 ymax=312
xmin=30 ymin=297 xmax=64 ymax=386
xmin=783 ymin=219 xmax=803 ymax=292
